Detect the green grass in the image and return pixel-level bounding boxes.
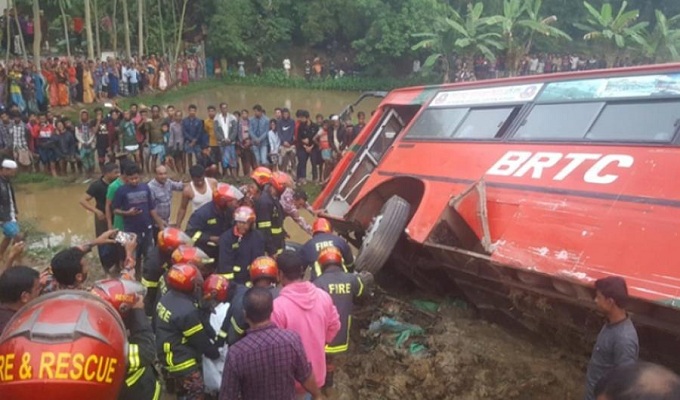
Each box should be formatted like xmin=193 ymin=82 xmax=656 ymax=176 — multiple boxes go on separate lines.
xmin=13 ymin=172 xmax=80 ymax=187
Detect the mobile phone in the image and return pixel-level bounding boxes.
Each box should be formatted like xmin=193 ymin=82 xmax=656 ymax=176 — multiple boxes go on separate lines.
xmin=104 ymin=102 xmax=113 ymax=108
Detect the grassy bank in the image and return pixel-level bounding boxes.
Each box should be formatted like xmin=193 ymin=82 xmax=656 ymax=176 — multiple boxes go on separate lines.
xmin=221 ymin=69 xmax=433 ymax=91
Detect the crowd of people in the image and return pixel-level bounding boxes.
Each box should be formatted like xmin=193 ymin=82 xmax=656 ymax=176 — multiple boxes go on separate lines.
xmin=0 ymin=55 xmax=205 ymax=115
xmin=0 ymin=99 xmax=366 ymax=184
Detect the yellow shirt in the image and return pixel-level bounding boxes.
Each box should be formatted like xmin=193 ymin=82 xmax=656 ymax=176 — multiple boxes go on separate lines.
xmin=204 ymin=118 xmax=217 ymax=146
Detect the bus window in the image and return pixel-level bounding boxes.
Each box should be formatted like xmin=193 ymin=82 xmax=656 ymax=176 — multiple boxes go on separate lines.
xmin=513 ymin=102 xmax=603 ymax=140
xmin=586 ymin=101 xmax=680 ymax=142
xmin=452 ymin=107 xmax=519 ymax=139
xmin=406 ymin=108 xmax=468 ymax=138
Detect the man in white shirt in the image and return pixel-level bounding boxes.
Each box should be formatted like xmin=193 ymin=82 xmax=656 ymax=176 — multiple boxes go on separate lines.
xmin=214 ymin=102 xmax=238 ymax=178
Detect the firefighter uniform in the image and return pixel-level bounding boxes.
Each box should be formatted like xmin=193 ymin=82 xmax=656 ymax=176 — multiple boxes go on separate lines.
xmin=217 ymin=228 xmax=266 ymax=284
xmin=313 ymin=266 xmax=365 ymax=354
xmin=155 ymin=289 xmax=219 ymax=398
xmin=253 ymin=186 xmax=285 ymax=256
xmin=119 ymin=308 xmax=161 ymax=400
xmin=185 ymin=201 xmax=232 ymax=262
xmin=300 ymin=232 xmax=355 ymax=280
xmin=141 ymin=247 xmax=172 ymax=316
xmin=216 ymin=283 xmax=279 ymax=346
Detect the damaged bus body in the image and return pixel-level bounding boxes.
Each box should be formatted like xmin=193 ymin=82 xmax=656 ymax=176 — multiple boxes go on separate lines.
xmin=315 ymin=63 xmax=680 ymax=362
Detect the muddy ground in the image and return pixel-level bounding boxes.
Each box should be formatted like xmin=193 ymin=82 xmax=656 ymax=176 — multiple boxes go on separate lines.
xmin=332 ymin=289 xmax=586 ymax=400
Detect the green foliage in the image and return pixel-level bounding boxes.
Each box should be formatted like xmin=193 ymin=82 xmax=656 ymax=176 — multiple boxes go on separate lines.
xmin=575 ymin=1 xmax=648 ymax=49
xmin=637 ymin=10 xmax=680 ymax=62
xmin=221 ymin=69 xmax=433 ymax=92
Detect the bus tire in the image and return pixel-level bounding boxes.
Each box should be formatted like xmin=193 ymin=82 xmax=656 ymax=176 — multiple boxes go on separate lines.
xmin=355 ymin=195 xmax=411 ymax=274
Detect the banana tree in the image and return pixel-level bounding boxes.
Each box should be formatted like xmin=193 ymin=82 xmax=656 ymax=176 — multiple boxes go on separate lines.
xmin=637 ymin=10 xmax=680 ymax=63
xmin=412 ymin=2 xmax=503 ymax=83
xmin=574 ymin=0 xmax=648 ymax=67
xmin=489 ymin=0 xmax=571 ymax=75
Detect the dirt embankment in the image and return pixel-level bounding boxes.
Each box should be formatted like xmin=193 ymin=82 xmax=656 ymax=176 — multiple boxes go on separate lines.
xmin=333 ymin=291 xmax=586 ymax=400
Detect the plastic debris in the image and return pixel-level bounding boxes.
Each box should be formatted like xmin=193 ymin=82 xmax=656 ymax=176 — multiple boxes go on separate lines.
xmin=411 ymin=299 xmax=440 ymax=313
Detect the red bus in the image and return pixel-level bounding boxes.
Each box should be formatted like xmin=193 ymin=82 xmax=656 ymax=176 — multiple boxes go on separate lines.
xmin=315 ymin=63 xmax=680 ymax=362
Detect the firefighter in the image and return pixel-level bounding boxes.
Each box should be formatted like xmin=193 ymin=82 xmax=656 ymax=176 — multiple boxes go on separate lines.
xmin=251 ymin=167 xmax=288 ymax=256
xmin=215 ymin=279 xmax=249 ymax=347
xmin=91 ymin=279 xmax=161 ymax=400
xmin=250 ymin=255 xmax=280 ymax=296
xmin=155 ymin=245 xmax=213 ymax=303
xmin=185 ymin=183 xmax=243 ymax=263
xmin=142 ymin=227 xmax=193 ymax=316
xmin=199 ymin=274 xmax=230 ymax=342
xmin=155 ymin=263 xmax=219 ymax=400
xmin=300 ymin=217 xmax=355 ymax=280
xmin=0 ymin=291 xmax=128 ymax=400
xmin=217 ymin=205 xmax=265 ymax=285
xmin=313 ymin=246 xmax=371 ymax=393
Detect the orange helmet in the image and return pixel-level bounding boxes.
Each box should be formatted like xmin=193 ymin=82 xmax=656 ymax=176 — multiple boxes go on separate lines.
xmin=213 ymin=183 xmax=244 ymax=210
xmin=312 ymin=218 xmax=332 ymax=234
xmin=318 ymin=246 xmax=343 ymax=269
xmin=271 ymin=171 xmax=293 ymax=194
xmin=234 ymin=206 xmax=256 ymax=224
xmin=171 ymin=245 xmax=212 ymax=267
xmin=167 ymin=263 xmax=203 ymax=294
xmin=202 ymin=274 xmax=230 ymax=303
xmin=251 ymin=166 xmax=272 ymax=188
xmin=157 ymin=227 xmax=193 ymax=253
xmin=91 ymin=279 xmax=146 ymax=316
xmin=250 ymin=256 xmax=279 ymax=283
xmin=0 ymin=291 xmax=127 ymax=400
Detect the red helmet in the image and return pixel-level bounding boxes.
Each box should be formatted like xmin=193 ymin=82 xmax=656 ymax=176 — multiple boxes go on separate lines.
xmin=213 ymin=183 xmax=244 ymax=210
xmin=250 ymin=256 xmax=279 ymax=283
xmin=312 ymin=218 xmax=332 ymax=234
xmin=202 ymin=274 xmax=229 ymax=303
xmin=271 ymin=171 xmax=292 ymax=194
xmin=233 ymin=206 xmax=256 ymax=224
xmin=0 ymin=291 xmax=127 ymax=400
xmin=90 ymin=279 xmax=146 ymax=316
xmin=157 ymin=227 xmax=193 ymax=253
xmin=318 ymin=246 xmax=343 ymax=269
xmin=167 ymin=263 xmax=203 ymax=294
xmin=251 ymin=166 xmax=273 ymax=188
xmin=171 ymin=245 xmax=212 ymax=267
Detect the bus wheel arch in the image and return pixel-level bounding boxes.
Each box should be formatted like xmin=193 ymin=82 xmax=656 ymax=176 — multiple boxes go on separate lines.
xmin=350 ymin=177 xmax=425 ymax=274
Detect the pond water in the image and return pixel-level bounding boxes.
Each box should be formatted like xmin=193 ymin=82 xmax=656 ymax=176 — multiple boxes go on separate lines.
xmin=17 ymin=85 xmax=379 ymax=248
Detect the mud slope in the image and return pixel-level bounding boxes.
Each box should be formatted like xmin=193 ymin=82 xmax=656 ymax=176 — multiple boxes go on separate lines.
xmin=334 ymin=294 xmax=586 ymax=400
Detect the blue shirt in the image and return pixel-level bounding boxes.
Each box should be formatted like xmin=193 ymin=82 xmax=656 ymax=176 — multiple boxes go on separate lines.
xmin=182 ymin=117 xmax=205 ymax=144
xmin=249 ymin=115 xmax=269 ymax=144
xmin=112 ymin=183 xmax=155 ymax=234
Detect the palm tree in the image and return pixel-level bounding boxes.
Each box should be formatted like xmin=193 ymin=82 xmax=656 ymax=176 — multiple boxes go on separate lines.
xmin=122 ymin=0 xmax=131 ymax=59
xmin=412 ymin=2 xmax=503 ymax=83
xmin=84 ymin=0 xmax=95 ymax=60
xmin=490 ymin=0 xmax=571 ymax=75
xmin=574 ymin=0 xmax=648 ymax=67
xmin=637 ymin=10 xmax=680 ymax=63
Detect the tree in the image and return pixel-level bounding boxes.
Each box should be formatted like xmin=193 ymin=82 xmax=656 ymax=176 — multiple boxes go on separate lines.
xmin=33 ymin=0 xmax=41 ymax=69
xmin=574 ymin=1 xmax=648 ymax=67
xmin=122 ymin=0 xmax=131 ymax=59
xmin=93 ymin=0 xmax=101 ymax=58
xmin=637 ymin=10 xmax=680 ymax=63
xmin=57 ymin=0 xmax=71 ymax=57
xmin=173 ymin=0 xmax=188 ymax=65
xmin=413 ymin=2 xmax=503 ymax=82
xmin=137 ymin=0 xmax=143 ymax=56
xmin=84 ymin=0 xmax=94 ymax=60
xmin=112 ymin=0 xmax=117 ymax=53
xmin=490 ymin=0 xmax=571 ymax=74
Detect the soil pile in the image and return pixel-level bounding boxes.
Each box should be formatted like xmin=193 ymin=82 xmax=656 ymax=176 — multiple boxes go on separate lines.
xmin=334 ymin=292 xmax=586 ymax=400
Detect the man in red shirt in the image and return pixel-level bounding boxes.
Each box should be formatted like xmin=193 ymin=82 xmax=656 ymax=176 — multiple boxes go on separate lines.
xmin=32 ymin=114 xmax=57 ymax=176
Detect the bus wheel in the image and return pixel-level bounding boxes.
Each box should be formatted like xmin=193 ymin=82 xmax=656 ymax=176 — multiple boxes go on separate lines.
xmin=355 ymin=195 xmax=411 ymax=274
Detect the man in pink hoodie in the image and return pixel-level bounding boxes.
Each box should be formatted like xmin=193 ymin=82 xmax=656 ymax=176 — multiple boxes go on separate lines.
xmin=271 ymin=250 xmax=341 ymax=398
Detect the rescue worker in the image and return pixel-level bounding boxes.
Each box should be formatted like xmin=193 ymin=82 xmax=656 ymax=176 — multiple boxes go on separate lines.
xmin=155 ymin=245 xmax=213 ymax=304
xmin=300 ymin=217 xmax=355 ymax=280
xmin=0 ymin=291 xmax=128 ymax=400
xmin=313 ymin=246 xmax=370 ymax=393
xmin=199 ymin=274 xmax=230 ymax=341
xmin=142 ymin=227 xmax=193 ymax=316
xmin=155 ymin=263 xmax=219 ymax=400
xmin=91 ymin=279 xmax=161 ymax=400
xmin=217 ymin=205 xmax=265 ymax=284
xmin=185 ymin=183 xmax=243 ymax=264
xmin=251 ymin=167 xmax=287 ymax=256
xmin=218 ymin=255 xmax=281 ymax=345
xmin=214 ymin=279 xmax=248 ymax=347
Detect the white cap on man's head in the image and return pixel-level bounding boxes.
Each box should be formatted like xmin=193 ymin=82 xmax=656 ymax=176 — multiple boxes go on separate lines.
xmin=1 ymin=159 xmax=17 ymax=169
